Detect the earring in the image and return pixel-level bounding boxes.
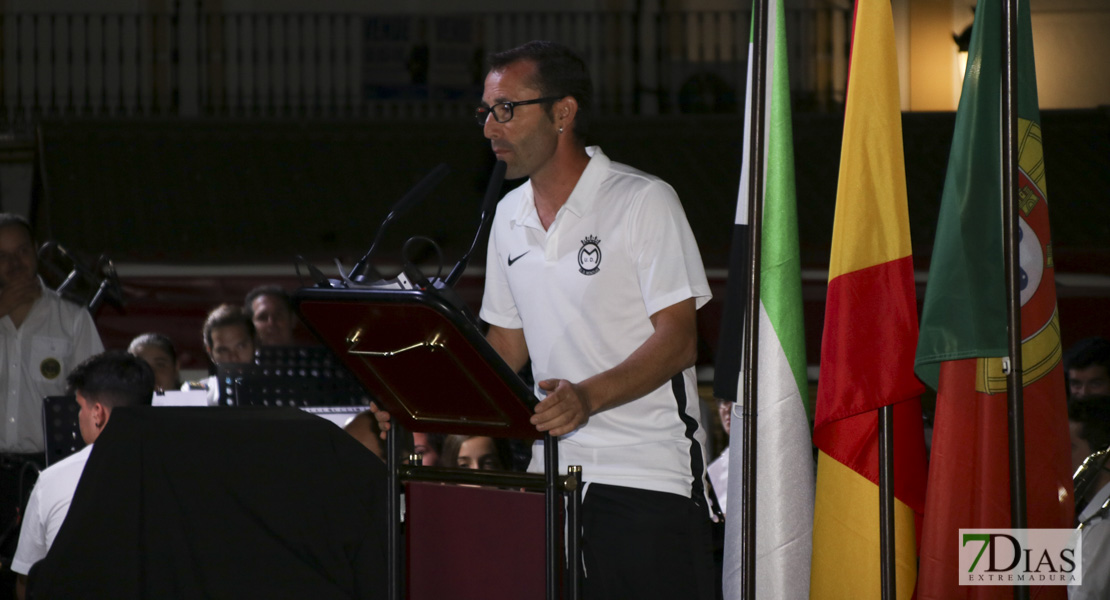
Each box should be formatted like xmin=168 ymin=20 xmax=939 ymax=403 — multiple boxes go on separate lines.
xmin=558 ymin=126 xmax=564 ymax=134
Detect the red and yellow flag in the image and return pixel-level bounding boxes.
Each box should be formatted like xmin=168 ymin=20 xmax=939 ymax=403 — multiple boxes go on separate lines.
xmin=810 ymin=1 xmax=929 ymax=598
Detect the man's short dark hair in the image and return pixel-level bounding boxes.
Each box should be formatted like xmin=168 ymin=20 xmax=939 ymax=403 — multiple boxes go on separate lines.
xmin=244 ymin=285 xmax=293 ymax=318
xmin=66 ymin=351 xmax=155 ymax=409
xmin=1069 ymin=396 xmax=1110 ymax=453
xmin=0 ymin=213 xmax=35 ymax=241
xmin=203 ymin=303 xmax=256 ymax=349
xmin=1065 ymin=337 xmax=1110 ymax=374
xmin=128 ymin=332 xmax=178 ymax=363
xmin=488 ymin=40 xmax=593 ymax=143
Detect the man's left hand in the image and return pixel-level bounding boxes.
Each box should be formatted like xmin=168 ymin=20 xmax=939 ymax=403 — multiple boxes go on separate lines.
xmin=531 ymin=379 xmax=591 ymax=437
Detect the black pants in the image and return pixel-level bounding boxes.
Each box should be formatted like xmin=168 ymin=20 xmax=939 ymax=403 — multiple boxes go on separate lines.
xmin=581 ymin=483 xmax=716 ymax=600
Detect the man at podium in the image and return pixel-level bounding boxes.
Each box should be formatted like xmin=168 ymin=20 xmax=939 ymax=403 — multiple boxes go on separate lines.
xmin=476 ymin=40 xmax=716 ymax=600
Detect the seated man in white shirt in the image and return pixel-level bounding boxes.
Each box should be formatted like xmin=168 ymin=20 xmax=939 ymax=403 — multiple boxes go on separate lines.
xmin=1069 ymin=396 xmax=1110 ymax=600
xmin=10 ymin=351 xmax=154 ymax=600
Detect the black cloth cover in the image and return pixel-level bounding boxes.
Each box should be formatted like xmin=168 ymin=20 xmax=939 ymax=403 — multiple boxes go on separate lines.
xmin=27 ymin=407 xmax=388 ymax=600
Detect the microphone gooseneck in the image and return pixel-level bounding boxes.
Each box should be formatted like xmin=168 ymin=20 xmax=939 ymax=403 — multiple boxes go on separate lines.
xmin=445 ymin=160 xmax=507 ymax=287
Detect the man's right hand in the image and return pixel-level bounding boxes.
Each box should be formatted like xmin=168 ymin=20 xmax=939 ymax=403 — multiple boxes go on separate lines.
xmin=369 ymin=401 xmax=392 ymax=440
xmin=0 ymin=278 xmax=40 ymax=319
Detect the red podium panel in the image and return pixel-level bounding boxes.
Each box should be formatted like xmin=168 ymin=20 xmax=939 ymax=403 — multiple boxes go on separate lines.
xmin=296 ymin=287 xmax=539 ymax=439
xmin=406 ymin=482 xmax=547 ymax=600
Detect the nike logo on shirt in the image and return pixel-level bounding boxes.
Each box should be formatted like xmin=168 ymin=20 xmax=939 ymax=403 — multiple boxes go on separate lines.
xmin=507 ymin=251 xmax=530 ymax=266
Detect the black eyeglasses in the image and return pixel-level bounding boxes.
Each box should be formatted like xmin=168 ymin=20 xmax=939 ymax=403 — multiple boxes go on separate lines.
xmin=475 ymin=96 xmax=562 ymax=126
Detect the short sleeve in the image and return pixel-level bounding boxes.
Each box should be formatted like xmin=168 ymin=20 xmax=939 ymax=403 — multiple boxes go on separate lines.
xmin=10 ymin=484 xmax=48 ymax=575
xmin=71 ymin=309 xmax=105 ymax=364
xmin=478 ymin=207 xmax=522 ymax=330
xmin=626 ymin=181 xmax=711 ymax=316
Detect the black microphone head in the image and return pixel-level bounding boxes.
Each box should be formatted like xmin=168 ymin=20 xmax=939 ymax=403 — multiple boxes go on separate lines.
xmin=388 ymin=162 xmax=451 ymax=222
xmin=486 ymin=160 xmax=507 ymax=193
xmin=347 ymin=163 xmax=452 ymax=281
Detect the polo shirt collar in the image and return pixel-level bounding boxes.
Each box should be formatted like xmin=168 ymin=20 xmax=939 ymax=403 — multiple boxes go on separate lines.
xmin=510 ymin=181 xmax=538 ymax=228
xmin=562 ymin=146 xmax=609 ymax=218
xmin=509 ymin=146 xmax=610 ymax=228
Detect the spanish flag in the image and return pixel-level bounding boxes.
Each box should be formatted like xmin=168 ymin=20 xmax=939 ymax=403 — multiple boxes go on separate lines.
xmin=809 ymin=1 xmax=928 ymax=598
xmin=914 ymin=0 xmax=1072 ymax=597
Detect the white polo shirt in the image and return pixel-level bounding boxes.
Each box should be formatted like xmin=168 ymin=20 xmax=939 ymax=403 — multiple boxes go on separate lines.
xmin=480 ymin=146 xmax=712 ymax=499
xmin=1072 ymin=481 xmax=1110 ymax=599
xmin=10 ymin=444 xmax=92 ymax=575
xmin=0 ymin=283 xmax=103 ymax=453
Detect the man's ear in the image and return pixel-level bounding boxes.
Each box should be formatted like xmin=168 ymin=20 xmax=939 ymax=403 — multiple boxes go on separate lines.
xmin=556 ymin=97 xmax=579 ymax=131
xmin=92 ymin=401 xmax=110 ymax=430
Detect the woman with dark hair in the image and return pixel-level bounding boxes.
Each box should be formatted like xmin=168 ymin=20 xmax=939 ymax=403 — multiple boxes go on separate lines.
xmin=127 ymin=333 xmax=181 ymax=393
xmin=439 ymin=435 xmax=513 ymax=471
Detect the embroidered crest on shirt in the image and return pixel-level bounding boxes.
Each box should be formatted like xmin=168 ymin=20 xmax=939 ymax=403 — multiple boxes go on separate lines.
xmin=40 ymin=357 xmax=61 ymax=380
xmin=578 ymin=235 xmax=601 ymax=276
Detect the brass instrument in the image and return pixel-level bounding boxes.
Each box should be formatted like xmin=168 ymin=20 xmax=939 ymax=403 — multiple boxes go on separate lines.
xmin=1073 ymin=446 xmax=1110 ymax=530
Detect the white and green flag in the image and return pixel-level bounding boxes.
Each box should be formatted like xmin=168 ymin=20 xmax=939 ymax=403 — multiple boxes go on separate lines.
xmin=718 ymin=1 xmax=814 ymax=598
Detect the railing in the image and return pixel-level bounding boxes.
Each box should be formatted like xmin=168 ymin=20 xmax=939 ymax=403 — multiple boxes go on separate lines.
xmin=0 ymin=7 xmax=850 ymax=133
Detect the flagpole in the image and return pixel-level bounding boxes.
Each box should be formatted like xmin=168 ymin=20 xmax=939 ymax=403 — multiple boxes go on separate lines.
xmin=1000 ymin=0 xmax=1029 ymax=599
xmin=740 ymin=0 xmax=769 ymax=598
xmin=878 ymin=0 xmax=901 ymax=590
xmin=878 ymin=406 xmax=895 ymax=600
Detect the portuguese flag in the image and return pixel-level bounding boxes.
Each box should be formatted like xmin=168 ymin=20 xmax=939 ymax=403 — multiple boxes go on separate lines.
xmin=809 ymin=1 xmax=928 ymax=598
xmin=913 ymin=0 xmax=1073 ymax=598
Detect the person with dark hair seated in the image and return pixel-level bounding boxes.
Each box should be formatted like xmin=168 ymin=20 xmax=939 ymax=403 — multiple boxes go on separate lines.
xmin=412 ymin=432 xmax=444 ymax=467
xmin=201 ymin=304 xmax=256 ymax=366
xmin=1069 ymin=396 xmax=1110 ymax=599
xmin=183 ymin=304 xmax=257 ymax=403
xmin=10 ymin=352 xmax=154 ymax=600
xmin=1064 ymin=337 xmax=1110 ymax=401
xmin=244 ymin=285 xmax=296 ymax=347
xmin=127 ymin=332 xmax=181 ymax=393
xmin=440 ymin=434 xmax=513 ymax=471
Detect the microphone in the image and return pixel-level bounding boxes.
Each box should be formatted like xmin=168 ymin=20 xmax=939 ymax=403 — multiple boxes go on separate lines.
xmin=444 ymin=160 xmax=506 ymax=287
xmin=347 ymin=163 xmax=451 ymax=282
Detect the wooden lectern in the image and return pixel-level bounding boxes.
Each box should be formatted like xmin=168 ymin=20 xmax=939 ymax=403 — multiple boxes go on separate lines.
xmin=296 ymin=286 xmax=582 ymax=600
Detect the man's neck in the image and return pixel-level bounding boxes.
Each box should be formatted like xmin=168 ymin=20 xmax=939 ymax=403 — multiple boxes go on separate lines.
xmin=531 ymin=144 xmax=591 ymax=230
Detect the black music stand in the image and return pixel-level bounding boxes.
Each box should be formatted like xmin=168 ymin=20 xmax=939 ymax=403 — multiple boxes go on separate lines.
xmin=216 ymin=346 xmax=371 ymax=408
xmin=42 ymin=395 xmax=84 ymax=467
xmin=296 ymin=286 xmax=582 ymax=600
